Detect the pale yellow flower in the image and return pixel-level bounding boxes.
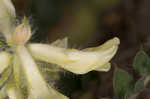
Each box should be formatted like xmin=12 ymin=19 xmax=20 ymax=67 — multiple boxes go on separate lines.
xmin=7 ymin=84 xmax=23 ymax=99
xmin=0 ymin=0 xmax=16 ymax=18
xmin=0 ymin=0 xmax=120 ymax=99
xmin=0 ymin=0 xmax=69 ymax=99
xmin=0 ymin=0 xmax=16 ymax=35
xmin=28 ymin=37 xmax=120 ymax=74
xmin=0 ymin=52 xmax=11 ymax=73
xmin=16 ymin=45 xmax=68 ymax=99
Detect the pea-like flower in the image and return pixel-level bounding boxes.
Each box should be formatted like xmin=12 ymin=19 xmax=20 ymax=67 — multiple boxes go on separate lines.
xmin=0 ymin=0 xmax=120 ymax=99
xmin=0 ymin=0 xmax=16 ymax=41
xmin=28 ymin=37 xmax=119 ymax=74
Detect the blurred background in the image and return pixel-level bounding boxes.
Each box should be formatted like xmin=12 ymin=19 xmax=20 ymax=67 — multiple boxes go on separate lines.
xmin=12 ymin=0 xmax=150 ymax=98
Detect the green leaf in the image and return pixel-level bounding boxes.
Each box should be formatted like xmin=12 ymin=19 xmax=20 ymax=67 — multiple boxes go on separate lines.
xmin=133 ymin=50 xmax=150 ymax=76
xmin=113 ymin=68 xmax=134 ymax=99
xmin=134 ymin=78 xmax=144 ymax=93
xmin=124 ymin=91 xmax=132 ymax=99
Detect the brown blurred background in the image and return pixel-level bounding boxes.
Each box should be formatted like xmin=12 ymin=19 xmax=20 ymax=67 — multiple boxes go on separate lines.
xmin=12 ymin=0 xmax=150 ymax=98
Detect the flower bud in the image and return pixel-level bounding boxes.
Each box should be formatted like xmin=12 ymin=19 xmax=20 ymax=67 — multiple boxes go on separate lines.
xmin=12 ymin=17 xmax=31 ymax=45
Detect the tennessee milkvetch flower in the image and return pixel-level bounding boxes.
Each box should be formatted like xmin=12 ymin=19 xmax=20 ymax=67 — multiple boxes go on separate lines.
xmin=0 ymin=0 xmax=68 ymax=99
xmin=28 ymin=37 xmax=120 ymax=74
xmin=0 ymin=0 xmax=120 ymax=99
xmin=0 ymin=0 xmax=16 ymax=42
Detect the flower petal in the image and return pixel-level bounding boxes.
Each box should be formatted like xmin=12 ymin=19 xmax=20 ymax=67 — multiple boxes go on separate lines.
xmin=28 ymin=37 xmax=119 ymax=74
xmin=0 ymin=0 xmax=16 ymax=39
xmin=0 ymin=86 xmax=7 ymax=99
xmin=16 ymin=45 xmax=68 ymax=99
xmin=0 ymin=52 xmax=11 ymax=73
xmin=51 ymin=37 xmax=68 ymax=48
xmin=13 ymin=54 xmax=28 ymax=98
xmin=7 ymin=83 xmax=23 ymax=99
xmin=94 ymin=62 xmax=111 ymax=72
xmin=28 ymin=43 xmax=74 ymax=64
xmin=0 ymin=0 xmax=16 ymax=18
xmin=0 ymin=66 xmax=12 ymax=91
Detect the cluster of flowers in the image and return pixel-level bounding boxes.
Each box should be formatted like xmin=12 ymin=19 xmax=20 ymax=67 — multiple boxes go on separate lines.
xmin=0 ymin=0 xmax=120 ymax=99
